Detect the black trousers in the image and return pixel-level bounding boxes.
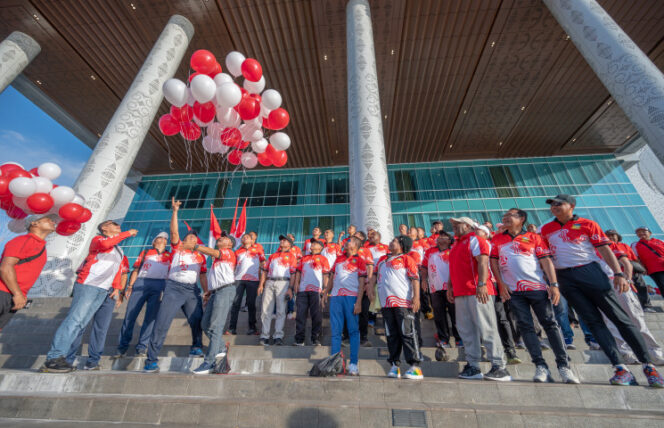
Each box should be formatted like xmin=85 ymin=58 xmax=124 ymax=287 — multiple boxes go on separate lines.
xmin=430 ymin=290 xmax=459 ymax=343
xmin=420 ymin=289 xmax=432 ymax=314
xmin=228 ymin=280 xmax=259 ymax=331
xmin=633 ymin=272 xmax=651 ymax=308
xmin=0 ymin=290 xmax=15 ymax=330
xmin=650 ymin=271 xmax=664 ymax=298
xmin=494 ymin=298 xmax=517 ymax=356
xmin=295 ymin=291 xmax=322 ymax=343
xmin=558 ymin=262 xmax=651 ymax=366
xmin=382 ymin=307 xmax=421 ymax=366
xmin=358 ymin=295 xmax=371 ymax=341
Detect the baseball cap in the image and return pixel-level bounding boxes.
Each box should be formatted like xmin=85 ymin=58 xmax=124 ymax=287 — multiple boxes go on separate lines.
xmin=279 ymin=234 xmax=294 ymax=245
xmin=152 ymin=231 xmax=168 ymax=243
xmin=545 ymin=194 xmax=576 ymax=205
xmin=476 ymin=225 xmax=491 ymax=236
xmin=449 ymin=217 xmax=476 ymax=227
xmin=24 ymin=214 xmax=58 ymax=231
xmin=635 ymin=226 xmax=651 ymax=232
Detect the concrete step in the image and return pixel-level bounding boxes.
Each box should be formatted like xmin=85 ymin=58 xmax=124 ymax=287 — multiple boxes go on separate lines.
xmin=0 ymin=371 xmax=663 ymax=427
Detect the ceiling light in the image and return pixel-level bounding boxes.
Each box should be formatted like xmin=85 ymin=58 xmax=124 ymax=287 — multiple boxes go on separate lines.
xmin=449 ymin=144 xmax=453 ymax=148
xmin=36 ymin=80 xmax=42 ymax=85
xmin=499 ymin=141 xmax=503 ymax=146
xmin=520 ymin=106 xmax=526 ymax=111
xmin=335 ymin=149 xmax=339 ymax=154
xmin=572 ymin=138 xmax=576 ymax=142
xmin=391 ymin=49 xmax=395 ymax=55
xmin=384 ymin=115 xmax=387 ymax=119
xmin=331 ymin=117 xmax=335 ymax=122
xmin=97 ymin=133 xmax=101 ymax=137
xmin=90 ymin=75 xmax=96 ymax=80
xmin=626 ymin=135 xmax=631 ymax=139
xmin=565 ymin=34 xmax=570 ymax=40
xmin=607 ymin=100 xmax=612 ymax=105
xmin=463 ymin=109 xmax=467 ymax=114
xmin=323 ymin=55 xmax=328 ymax=61
xmin=490 ymin=41 xmax=495 ymax=47
xmin=32 ymin=14 xmax=39 ymax=20
xmin=130 ymin=3 xmax=136 ymax=9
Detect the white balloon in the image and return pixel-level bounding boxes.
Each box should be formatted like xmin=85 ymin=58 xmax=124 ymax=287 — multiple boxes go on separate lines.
xmin=261 ymin=89 xmax=282 ymax=110
xmin=218 ymin=143 xmax=230 ymax=154
xmin=239 ymin=123 xmax=259 ymax=141
xmin=32 ymin=177 xmax=53 ymax=193
xmin=190 ymin=74 xmax=217 ymax=103
xmin=243 ymin=76 xmax=265 ymax=94
xmin=186 ymin=87 xmax=196 ymax=106
xmin=12 ymin=196 xmax=30 ymax=212
xmin=207 ymin=122 xmax=224 ymax=140
xmin=216 ymin=82 xmax=242 ymax=108
xmin=251 ymin=138 xmax=268 ymax=154
xmin=7 ymin=219 xmax=27 ymax=234
xmin=225 ymin=51 xmax=246 ymax=77
xmin=260 ymin=103 xmax=272 ymax=118
xmin=270 ymin=132 xmax=291 ymax=151
xmin=72 ymin=194 xmax=85 ymax=206
xmin=9 ymin=177 xmax=36 ymax=198
xmin=217 ymin=107 xmax=241 ymax=128
xmin=50 ymin=186 xmax=75 ymax=206
xmin=202 ymin=135 xmax=216 ymax=153
xmin=213 ymin=73 xmax=234 ymax=87
xmin=193 ymin=117 xmax=212 ymax=128
xmin=241 ymin=152 xmax=258 ymax=169
xmin=249 ymin=129 xmax=263 ymax=142
xmin=37 ymin=162 xmax=61 ymax=181
xmin=162 ymin=78 xmax=188 ymax=107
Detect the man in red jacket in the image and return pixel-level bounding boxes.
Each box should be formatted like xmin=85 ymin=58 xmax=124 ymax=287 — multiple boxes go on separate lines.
xmin=632 ymin=226 xmax=664 ymax=297
xmin=0 ymin=214 xmax=57 ymax=329
xmin=41 ymin=220 xmax=136 ymax=372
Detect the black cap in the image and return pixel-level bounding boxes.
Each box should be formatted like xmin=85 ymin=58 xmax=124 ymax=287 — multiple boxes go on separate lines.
xmin=545 ymin=194 xmax=576 ymax=205
xmin=605 ymin=229 xmax=622 ymax=242
xmin=279 ymin=234 xmax=294 ymax=245
xmin=396 ymin=235 xmax=413 ymax=254
xmin=636 ymin=226 xmax=651 ymax=233
xmin=309 ymin=238 xmax=323 ymax=245
xmin=219 ymin=231 xmax=237 ymax=248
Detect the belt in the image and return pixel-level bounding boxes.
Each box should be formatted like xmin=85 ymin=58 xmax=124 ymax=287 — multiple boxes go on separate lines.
xmin=209 ymin=283 xmax=235 ymax=294
xmin=268 ymin=277 xmax=289 ymax=281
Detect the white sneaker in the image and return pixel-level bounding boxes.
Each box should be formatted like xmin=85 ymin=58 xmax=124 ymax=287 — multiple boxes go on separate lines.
xmin=558 ymin=366 xmax=580 ymax=384
xmin=533 ymin=365 xmax=553 ymax=383
xmin=215 ymin=351 xmax=227 ymax=359
xmin=621 ymin=352 xmax=639 ymax=364
xmin=347 ymin=363 xmax=359 ymax=376
xmin=387 ymin=364 xmax=401 ymax=378
xmin=649 ymin=349 xmax=664 ymax=366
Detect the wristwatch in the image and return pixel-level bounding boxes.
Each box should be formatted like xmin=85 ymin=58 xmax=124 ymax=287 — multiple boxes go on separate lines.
xmin=549 ymin=282 xmax=559 ymax=288
xmin=477 ymin=282 xmax=486 ymax=287
xmin=614 ymin=272 xmax=625 ymax=278
xmin=194 ymin=244 xmax=200 ymax=251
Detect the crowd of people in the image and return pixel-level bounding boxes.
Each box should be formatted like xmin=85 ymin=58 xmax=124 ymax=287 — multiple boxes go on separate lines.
xmin=2 ymin=193 xmax=664 ymax=387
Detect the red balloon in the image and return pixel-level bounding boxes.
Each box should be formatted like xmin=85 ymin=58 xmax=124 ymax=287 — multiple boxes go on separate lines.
xmin=6 ymin=169 xmax=32 ymax=182
xmin=0 ymin=196 xmax=13 ymax=211
xmin=56 ymin=220 xmax=81 ymax=236
xmin=29 ymin=167 xmax=39 ymax=176
xmin=268 ymin=108 xmax=290 ymax=130
xmin=180 ymin=122 xmax=202 ymax=141
xmin=227 ymin=150 xmax=243 ymax=165
xmin=257 ymin=151 xmax=272 ymax=167
xmin=250 ymin=94 xmax=262 ymax=105
xmin=0 ymin=164 xmax=22 ymax=177
xmin=238 ymin=140 xmax=250 ymax=150
xmin=77 ymin=208 xmax=92 ymax=223
xmin=59 ymin=203 xmax=84 ymax=221
xmin=265 ymin=143 xmax=277 ymax=158
xmin=27 ymin=193 xmax=54 ymax=214
xmin=207 ymin=62 xmax=223 ymax=78
xmin=272 ymin=150 xmax=288 ymax=167
xmin=262 ymin=117 xmax=273 ymax=130
xmin=190 ymin=50 xmax=217 ymax=74
xmin=193 ymin=101 xmax=216 ymax=123
xmin=241 ymin=58 xmax=263 ymax=82
xmin=221 ymin=127 xmax=242 ymax=147
xmin=0 ymin=177 xmax=9 ymax=197
xmin=158 ymin=114 xmax=181 ymax=136
xmin=170 ymin=105 xmax=194 ymax=123
xmin=7 ymin=206 xmax=27 ymax=219
xmin=237 ymin=97 xmax=260 ymax=121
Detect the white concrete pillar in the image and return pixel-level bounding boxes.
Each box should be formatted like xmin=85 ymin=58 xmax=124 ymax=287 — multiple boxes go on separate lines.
xmin=0 ymin=31 xmax=40 ymax=93
xmin=32 ymin=15 xmax=194 ymax=296
xmin=346 ymin=0 xmax=394 ymax=242
xmin=544 ymin=0 xmax=664 ymax=162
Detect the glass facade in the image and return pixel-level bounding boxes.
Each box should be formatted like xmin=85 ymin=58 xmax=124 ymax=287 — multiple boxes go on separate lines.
xmin=120 ymin=154 xmax=663 ymax=264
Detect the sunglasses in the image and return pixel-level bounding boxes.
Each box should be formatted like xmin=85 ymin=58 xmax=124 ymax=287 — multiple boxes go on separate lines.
xmin=550 ymin=201 xmax=564 ymax=207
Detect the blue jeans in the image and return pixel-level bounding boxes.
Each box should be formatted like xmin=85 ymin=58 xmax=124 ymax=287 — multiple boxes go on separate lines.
xmin=553 ymin=295 xmax=574 ymax=343
xmin=67 ymin=291 xmax=116 ymax=366
xmin=330 ymin=296 xmax=359 ymax=364
xmin=146 ymin=279 xmax=203 ymax=364
xmin=46 ymin=283 xmax=109 ymax=361
xmin=201 ymin=285 xmax=236 ymax=364
xmin=117 ymin=278 xmax=165 ymax=353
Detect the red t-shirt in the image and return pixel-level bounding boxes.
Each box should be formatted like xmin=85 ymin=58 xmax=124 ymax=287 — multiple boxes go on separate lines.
xmin=615 ymin=242 xmax=637 ymax=261
xmin=0 ymin=233 xmax=47 ymax=295
xmin=449 ymin=232 xmax=496 ymax=297
xmin=633 ymin=238 xmax=664 ymax=274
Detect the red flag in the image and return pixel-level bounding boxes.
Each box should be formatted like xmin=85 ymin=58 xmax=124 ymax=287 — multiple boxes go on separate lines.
xmin=209 ymin=205 xmax=222 ymax=248
xmin=230 ymin=198 xmax=239 ymax=235
xmin=233 ymin=199 xmax=248 ymax=240
xmin=182 ymin=220 xmax=204 ymax=245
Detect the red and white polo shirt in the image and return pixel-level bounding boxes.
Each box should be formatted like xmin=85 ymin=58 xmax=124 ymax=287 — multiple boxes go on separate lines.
xmin=357 ymin=247 xmax=374 ymax=267
xmin=296 ymin=254 xmax=330 ymax=293
xmin=540 ymin=215 xmax=610 ymax=269
xmin=321 ymin=242 xmax=342 ymax=268
xmin=449 ymin=232 xmax=496 ymax=297
xmin=632 ymin=238 xmax=664 ymax=274
xmin=77 ymin=231 xmax=133 ymax=290
xmin=366 ymin=243 xmax=389 ymax=266
xmin=409 ymin=240 xmax=426 ymax=266
xmin=168 ymin=241 xmax=207 ymax=285
xmin=234 ymin=244 xmax=265 ymax=281
xmin=303 ymin=238 xmax=324 ymax=255
xmin=376 ymin=254 xmax=419 ymax=308
xmin=207 ymin=248 xmax=237 ymax=290
xmin=134 ymin=248 xmax=171 ymax=280
xmin=264 ymin=250 xmax=298 ymax=279
xmin=330 ymin=254 xmax=367 ymax=297
xmin=422 ymin=247 xmax=451 ymax=292
xmin=490 ymin=231 xmax=550 ymax=292
xmin=290 ymin=245 xmax=303 ymax=260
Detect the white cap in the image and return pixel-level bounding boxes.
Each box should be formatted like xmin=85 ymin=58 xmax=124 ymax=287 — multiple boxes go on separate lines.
xmin=153 ymin=231 xmax=169 ymax=244
xmin=449 ymin=217 xmax=476 ymax=227
xmin=476 ymin=225 xmax=491 ymax=236
xmin=24 ymin=214 xmax=58 ymax=231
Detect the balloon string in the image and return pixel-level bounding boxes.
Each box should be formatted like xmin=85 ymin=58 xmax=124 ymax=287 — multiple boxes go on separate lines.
xmin=162 ymin=135 xmax=175 ymax=170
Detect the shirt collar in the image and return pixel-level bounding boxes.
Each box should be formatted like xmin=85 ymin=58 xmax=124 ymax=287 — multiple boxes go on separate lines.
xmin=27 ymin=233 xmax=46 ymax=244
xmin=555 ymin=214 xmax=578 ymax=226
xmin=504 ymin=229 xmax=527 ymax=240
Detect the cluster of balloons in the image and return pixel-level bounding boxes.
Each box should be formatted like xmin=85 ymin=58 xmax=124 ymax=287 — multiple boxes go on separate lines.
xmin=0 ymin=162 xmax=92 ymax=236
xmin=158 ymin=49 xmax=291 ymax=169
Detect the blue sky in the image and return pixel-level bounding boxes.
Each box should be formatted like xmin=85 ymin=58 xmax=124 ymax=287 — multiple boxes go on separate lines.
xmin=0 ymin=86 xmax=91 ymax=250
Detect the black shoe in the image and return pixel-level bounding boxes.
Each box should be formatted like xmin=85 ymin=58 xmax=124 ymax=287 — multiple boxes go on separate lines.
xmin=247 ymin=328 xmax=258 ymax=335
xmin=274 ymin=338 xmax=283 ymax=346
xmin=135 ymin=349 xmax=147 ymax=357
xmin=484 ymin=365 xmax=512 ymax=381
xmin=458 ymin=364 xmax=483 ymax=380
xmin=435 ymin=347 xmax=448 ymax=362
xmin=41 ymin=357 xmax=74 ymax=373
xmin=312 ymin=339 xmax=322 ymax=346
xmin=259 ymin=338 xmax=269 ymax=346
xmin=360 ymin=339 xmax=372 ymax=347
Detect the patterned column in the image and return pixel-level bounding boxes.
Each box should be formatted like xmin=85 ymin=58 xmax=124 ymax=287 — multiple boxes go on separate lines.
xmin=32 ymin=15 xmax=194 ymax=296
xmin=346 ymin=0 xmax=394 ymax=242
xmin=544 ymin=0 xmax=664 ymax=162
xmin=0 ymin=31 xmax=40 ymax=93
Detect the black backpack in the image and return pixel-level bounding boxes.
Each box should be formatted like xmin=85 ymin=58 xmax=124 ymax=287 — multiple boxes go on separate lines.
xmin=309 ymin=351 xmax=345 ymax=377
